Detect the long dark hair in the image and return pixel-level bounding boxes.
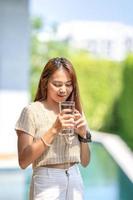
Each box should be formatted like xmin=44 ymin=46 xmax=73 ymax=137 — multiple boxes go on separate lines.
xmin=34 ymin=57 xmax=82 ymax=113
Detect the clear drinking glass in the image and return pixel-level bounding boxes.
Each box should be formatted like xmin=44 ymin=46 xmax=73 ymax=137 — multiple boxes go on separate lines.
xmin=59 ymin=101 xmax=75 ymax=136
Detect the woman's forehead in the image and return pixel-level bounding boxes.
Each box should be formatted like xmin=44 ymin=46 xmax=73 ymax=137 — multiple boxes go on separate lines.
xmin=50 ymin=68 xmax=71 ymax=80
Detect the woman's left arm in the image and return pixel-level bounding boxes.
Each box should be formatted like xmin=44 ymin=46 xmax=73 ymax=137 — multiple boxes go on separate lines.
xmin=74 ymin=110 xmax=91 ymax=167
xmin=80 ymin=142 xmax=91 ymax=167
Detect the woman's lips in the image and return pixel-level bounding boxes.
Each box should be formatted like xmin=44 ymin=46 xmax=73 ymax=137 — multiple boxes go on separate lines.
xmin=57 ymin=94 xmax=66 ymax=98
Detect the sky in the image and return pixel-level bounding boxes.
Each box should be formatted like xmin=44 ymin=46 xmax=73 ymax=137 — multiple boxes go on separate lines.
xmin=30 ymin=0 xmax=133 ymax=26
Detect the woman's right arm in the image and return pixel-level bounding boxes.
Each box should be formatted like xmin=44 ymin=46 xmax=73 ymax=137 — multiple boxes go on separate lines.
xmin=17 ymin=127 xmax=58 ymax=169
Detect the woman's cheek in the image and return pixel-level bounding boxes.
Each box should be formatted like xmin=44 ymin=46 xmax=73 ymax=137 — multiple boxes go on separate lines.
xmin=68 ymin=86 xmax=73 ymax=93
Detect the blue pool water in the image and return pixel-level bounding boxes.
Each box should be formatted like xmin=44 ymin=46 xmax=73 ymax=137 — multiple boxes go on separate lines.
xmin=0 ymin=143 xmax=133 ymax=200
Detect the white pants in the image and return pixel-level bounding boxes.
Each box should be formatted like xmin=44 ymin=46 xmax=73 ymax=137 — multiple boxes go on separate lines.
xmin=29 ymin=164 xmax=84 ymax=200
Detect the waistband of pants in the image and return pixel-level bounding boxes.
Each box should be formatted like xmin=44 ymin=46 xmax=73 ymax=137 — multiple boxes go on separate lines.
xmin=33 ymin=163 xmax=80 ymax=176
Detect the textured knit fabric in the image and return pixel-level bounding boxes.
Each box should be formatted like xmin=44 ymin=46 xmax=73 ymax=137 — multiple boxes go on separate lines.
xmin=15 ymin=101 xmax=81 ymax=168
xmin=29 ymin=164 xmax=84 ymax=200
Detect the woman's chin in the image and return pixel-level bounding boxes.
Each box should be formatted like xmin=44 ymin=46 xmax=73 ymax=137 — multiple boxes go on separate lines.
xmin=56 ymin=96 xmax=67 ymax=102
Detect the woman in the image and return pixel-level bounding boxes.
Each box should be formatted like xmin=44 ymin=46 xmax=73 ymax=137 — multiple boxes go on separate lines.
xmin=15 ymin=57 xmax=91 ymax=200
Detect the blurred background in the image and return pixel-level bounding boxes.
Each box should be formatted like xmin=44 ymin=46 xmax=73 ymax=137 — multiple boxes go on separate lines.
xmin=0 ymin=0 xmax=133 ymax=199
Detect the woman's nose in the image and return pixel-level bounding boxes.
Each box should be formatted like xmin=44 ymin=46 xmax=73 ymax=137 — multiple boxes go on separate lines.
xmin=59 ymin=85 xmax=66 ymax=93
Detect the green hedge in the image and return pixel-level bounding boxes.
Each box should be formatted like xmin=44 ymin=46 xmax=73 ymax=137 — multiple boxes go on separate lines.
xmin=70 ymin=52 xmax=122 ymax=131
xmin=117 ymin=55 xmax=133 ymax=149
xmin=98 ymin=54 xmax=133 ymax=150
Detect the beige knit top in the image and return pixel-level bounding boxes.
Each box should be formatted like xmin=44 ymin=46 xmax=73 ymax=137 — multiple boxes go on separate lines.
xmin=15 ymin=101 xmax=81 ymax=169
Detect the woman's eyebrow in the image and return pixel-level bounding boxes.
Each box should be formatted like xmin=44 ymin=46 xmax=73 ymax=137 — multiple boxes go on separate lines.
xmin=52 ymin=80 xmax=72 ymax=83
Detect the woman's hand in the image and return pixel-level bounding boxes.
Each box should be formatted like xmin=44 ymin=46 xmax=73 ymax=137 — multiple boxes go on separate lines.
xmin=74 ymin=109 xmax=90 ymax=167
xmin=74 ymin=109 xmax=87 ymax=137
xmin=52 ymin=109 xmax=75 ymax=134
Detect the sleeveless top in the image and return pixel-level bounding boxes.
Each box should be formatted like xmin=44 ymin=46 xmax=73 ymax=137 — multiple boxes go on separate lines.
xmin=15 ymin=101 xmax=81 ymax=169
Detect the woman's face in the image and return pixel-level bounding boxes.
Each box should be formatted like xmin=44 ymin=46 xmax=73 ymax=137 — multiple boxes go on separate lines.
xmin=46 ymin=68 xmax=73 ymax=103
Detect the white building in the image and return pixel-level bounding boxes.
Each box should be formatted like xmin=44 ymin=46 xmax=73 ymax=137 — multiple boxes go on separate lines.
xmin=57 ymin=21 xmax=133 ymax=61
xmin=0 ymin=0 xmax=30 ymax=154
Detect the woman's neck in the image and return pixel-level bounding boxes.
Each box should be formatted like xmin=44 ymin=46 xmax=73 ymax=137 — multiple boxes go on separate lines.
xmin=43 ymin=99 xmax=59 ymax=114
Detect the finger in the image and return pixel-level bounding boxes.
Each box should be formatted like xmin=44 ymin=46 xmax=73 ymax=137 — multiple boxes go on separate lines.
xmin=74 ymin=109 xmax=80 ymax=113
xmin=76 ymin=122 xmax=86 ymax=129
xmin=74 ymin=112 xmax=80 ymax=117
xmin=74 ymin=113 xmax=81 ymax=121
xmin=62 ymin=114 xmax=74 ymax=120
xmin=74 ymin=110 xmax=82 ymax=119
xmin=63 ymin=118 xmax=75 ymax=123
xmin=61 ymin=118 xmax=75 ymax=125
xmin=75 ymin=117 xmax=85 ymax=126
xmin=62 ymin=122 xmax=75 ymax=129
xmin=59 ymin=112 xmax=74 ymax=119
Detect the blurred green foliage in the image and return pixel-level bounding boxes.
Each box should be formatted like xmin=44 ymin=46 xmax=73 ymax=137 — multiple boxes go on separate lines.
xmin=120 ymin=55 xmax=133 ymax=148
xmin=100 ymin=54 xmax=133 ymax=149
xmin=30 ymin=18 xmax=133 ymax=150
xmin=116 ymin=55 xmax=133 ymax=149
xmin=69 ymin=52 xmax=122 ymax=131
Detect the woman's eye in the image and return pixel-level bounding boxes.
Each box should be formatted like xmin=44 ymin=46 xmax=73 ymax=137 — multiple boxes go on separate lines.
xmin=66 ymin=83 xmax=72 ymax=87
xmin=53 ymin=83 xmax=62 ymax=87
xmin=52 ymin=81 xmax=72 ymax=87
